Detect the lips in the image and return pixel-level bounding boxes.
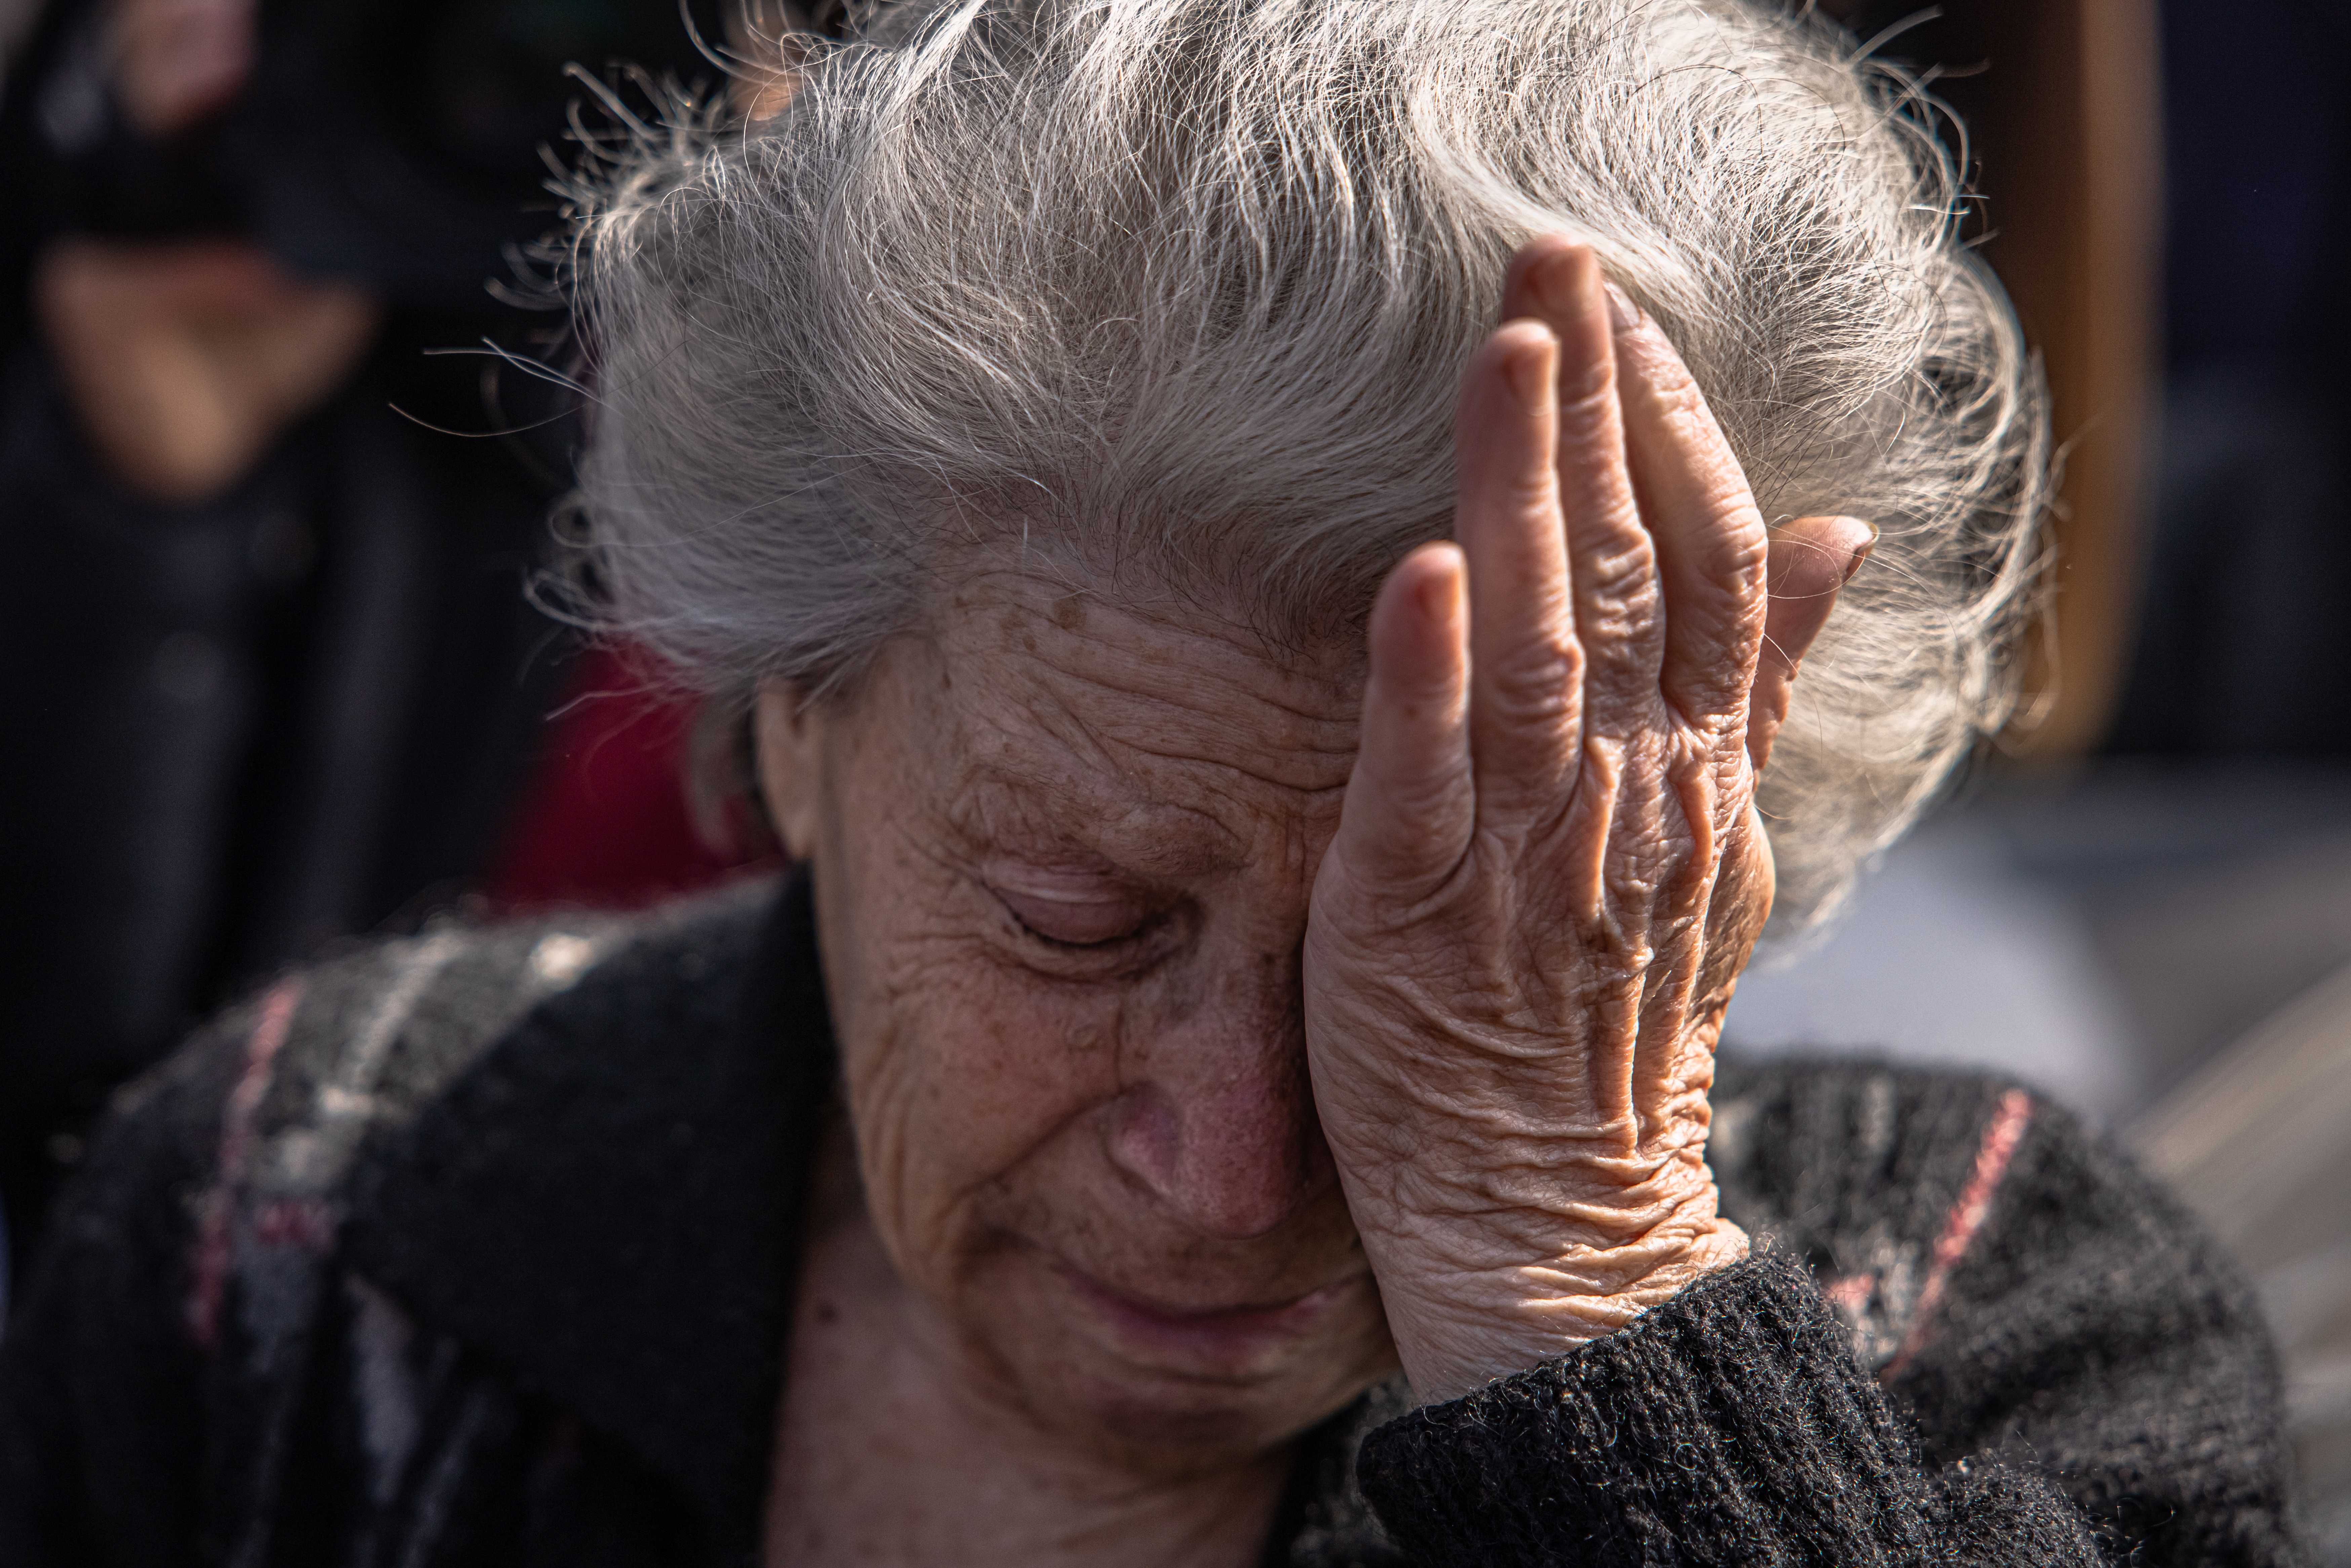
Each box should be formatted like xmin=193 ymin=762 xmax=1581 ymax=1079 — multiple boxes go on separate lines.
xmin=1055 ymin=1263 xmax=1362 ymax=1371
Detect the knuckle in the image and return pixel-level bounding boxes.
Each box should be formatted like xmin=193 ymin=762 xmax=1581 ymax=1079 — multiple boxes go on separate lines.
xmin=1577 ymin=545 xmax=1663 ymax=647
xmin=1500 ymin=467 xmax=1560 ymax=520
xmin=1485 ymin=635 xmax=1584 ymax=721
xmin=1554 ymin=371 xmax=1617 ymax=431
xmin=1701 ymin=506 xmax=1770 ymax=589
xmin=1646 ymin=368 xmax=1708 ymax=425
xmin=1625 ymin=334 xmax=1713 ymax=425
xmin=1585 ymin=537 xmax=1658 ymax=598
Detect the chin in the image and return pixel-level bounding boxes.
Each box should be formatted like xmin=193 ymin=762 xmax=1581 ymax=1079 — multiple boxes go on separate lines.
xmin=962 ymin=1245 xmax=1397 ymax=1464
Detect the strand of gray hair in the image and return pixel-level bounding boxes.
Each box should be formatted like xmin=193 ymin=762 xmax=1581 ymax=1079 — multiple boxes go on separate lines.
xmin=560 ymin=0 xmax=2050 ymax=934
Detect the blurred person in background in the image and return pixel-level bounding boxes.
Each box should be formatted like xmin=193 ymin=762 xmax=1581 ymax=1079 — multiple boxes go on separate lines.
xmin=0 ymin=0 xmax=764 ymax=1279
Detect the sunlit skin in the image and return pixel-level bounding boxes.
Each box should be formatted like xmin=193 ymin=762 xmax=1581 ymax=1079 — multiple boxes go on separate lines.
xmin=757 ymin=240 xmax=1874 ymax=1568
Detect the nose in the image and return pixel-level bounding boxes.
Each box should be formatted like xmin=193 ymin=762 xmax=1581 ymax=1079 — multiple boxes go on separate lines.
xmin=1105 ymin=949 xmax=1333 ymax=1242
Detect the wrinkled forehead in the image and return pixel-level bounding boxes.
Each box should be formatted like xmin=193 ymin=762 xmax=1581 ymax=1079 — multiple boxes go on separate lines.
xmin=885 ymin=564 xmax=1367 ymax=870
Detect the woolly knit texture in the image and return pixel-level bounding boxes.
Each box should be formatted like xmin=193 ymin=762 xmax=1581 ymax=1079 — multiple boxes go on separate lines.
xmin=1360 ymin=1249 xmax=2099 ymax=1565
xmin=0 ymin=878 xmax=2308 ymax=1566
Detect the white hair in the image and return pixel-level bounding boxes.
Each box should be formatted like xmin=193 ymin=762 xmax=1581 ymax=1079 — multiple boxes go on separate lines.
xmin=565 ymin=0 xmax=2047 ymax=931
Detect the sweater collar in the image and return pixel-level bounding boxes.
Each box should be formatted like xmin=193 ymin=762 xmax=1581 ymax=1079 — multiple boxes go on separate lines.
xmin=344 ymin=869 xmax=1399 ymax=1566
xmin=345 ymin=871 xmax=833 ymax=1565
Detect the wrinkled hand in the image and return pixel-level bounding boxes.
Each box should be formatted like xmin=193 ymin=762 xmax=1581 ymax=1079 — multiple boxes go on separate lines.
xmin=1303 ymin=240 xmax=1872 ymax=1403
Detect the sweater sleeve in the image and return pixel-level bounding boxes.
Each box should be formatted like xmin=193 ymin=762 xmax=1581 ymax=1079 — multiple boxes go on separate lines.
xmin=1879 ymin=1088 xmax=2306 ymax=1568
xmin=0 ymin=1007 xmax=248 ymax=1567
xmin=1354 ymin=1247 xmax=2103 ymax=1567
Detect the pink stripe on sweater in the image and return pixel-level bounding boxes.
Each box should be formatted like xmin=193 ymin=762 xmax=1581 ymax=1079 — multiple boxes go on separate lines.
xmin=1883 ymin=1087 xmax=2032 ymax=1378
xmin=186 ymin=980 xmax=303 ymax=1348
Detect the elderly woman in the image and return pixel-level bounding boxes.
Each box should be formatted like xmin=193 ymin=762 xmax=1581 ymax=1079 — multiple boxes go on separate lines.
xmin=0 ymin=0 xmax=2303 ymax=1563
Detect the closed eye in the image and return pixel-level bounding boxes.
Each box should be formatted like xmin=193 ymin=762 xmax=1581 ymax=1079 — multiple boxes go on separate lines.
xmin=991 ymin=885 xmax=1152 ymax=948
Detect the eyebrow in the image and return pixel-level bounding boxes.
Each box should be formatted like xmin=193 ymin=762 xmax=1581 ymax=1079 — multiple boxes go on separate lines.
xmin=950 ymin=762 xmax=1254 ymax=883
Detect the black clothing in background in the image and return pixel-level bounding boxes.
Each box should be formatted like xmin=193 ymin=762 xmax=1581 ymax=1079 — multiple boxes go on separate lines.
xmin=0 ymin=336 xmax=574 ymax=1275
xmin=2106 ymin=0 xmax=2351 ymax=757
xmin=0 ymin=875 xmax=2306 ymax=1565
xmin=0 ymin=0 xmax=725 ymax=1270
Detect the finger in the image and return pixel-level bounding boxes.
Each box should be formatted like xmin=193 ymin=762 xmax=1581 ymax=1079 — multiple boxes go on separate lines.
xmin=1452 ymin=319 xmax=1586 ymax=818
xmin=1336 ymin=542 xmax=1474 ymax=892
xmin=1745 ymin=516 xmax=1875 ymax=774
xmin=1501 ymin=242 xmax=1661 ymax=729
xmin=1607 ymin=287 xmax=1771 ymax=727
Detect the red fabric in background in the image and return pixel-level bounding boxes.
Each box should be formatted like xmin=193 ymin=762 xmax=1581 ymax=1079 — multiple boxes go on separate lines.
xmin=487 ymin=647 xmax=773 ymax=912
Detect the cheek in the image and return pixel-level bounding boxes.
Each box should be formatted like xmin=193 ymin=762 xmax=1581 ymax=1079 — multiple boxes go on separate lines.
xmin=839 ymin=937 xmax=1123 ymax=1295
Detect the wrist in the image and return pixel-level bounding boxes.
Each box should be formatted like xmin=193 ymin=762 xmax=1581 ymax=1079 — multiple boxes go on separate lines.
xmin=1377 ymin=1213 xmax=1750 ymax=1405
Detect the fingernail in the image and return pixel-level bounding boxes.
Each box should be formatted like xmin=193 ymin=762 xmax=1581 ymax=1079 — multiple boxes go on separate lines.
xmin=1842 ymin=522 xmax=1879 ymax=584
xmin=1603 ymin=280 xmax=1640 ymax=334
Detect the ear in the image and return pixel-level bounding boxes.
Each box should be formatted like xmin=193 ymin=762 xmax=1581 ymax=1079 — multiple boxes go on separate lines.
xmin=754 ymin=679 xmax=827 ymax=862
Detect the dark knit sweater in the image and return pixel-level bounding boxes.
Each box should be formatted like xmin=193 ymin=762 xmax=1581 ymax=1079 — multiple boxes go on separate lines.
xmin=0 ymin=874 xmax=2306 ymax=1566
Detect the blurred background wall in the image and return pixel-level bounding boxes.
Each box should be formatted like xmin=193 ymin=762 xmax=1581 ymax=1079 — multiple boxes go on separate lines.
xmin=0 ymin=0 xmax=2345 ymax=1555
